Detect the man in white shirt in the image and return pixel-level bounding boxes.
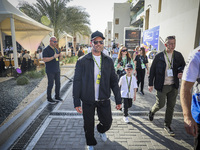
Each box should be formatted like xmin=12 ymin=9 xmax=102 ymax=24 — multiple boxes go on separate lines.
xmin=180 ymin=45 xmax=200 ymax=150
xmin=73 ymin=30 xmax=121 ymax=150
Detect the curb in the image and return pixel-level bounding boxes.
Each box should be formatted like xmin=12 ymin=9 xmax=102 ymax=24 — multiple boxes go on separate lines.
xmin=0 ymin=68 xmax=74 ymax=148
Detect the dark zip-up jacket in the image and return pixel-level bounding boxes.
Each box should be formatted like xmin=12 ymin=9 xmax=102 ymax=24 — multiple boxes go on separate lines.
xmin=148 ymin=50 xmax=185 ymax=92
xmin=73 ymin=52 xmax=121 ymax=107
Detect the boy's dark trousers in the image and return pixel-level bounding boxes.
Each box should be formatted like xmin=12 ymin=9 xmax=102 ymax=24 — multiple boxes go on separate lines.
xmin=82 ymin=100 xmax=112 ymax=146
xmin=122 ymin=98 xmax=132 ymax=117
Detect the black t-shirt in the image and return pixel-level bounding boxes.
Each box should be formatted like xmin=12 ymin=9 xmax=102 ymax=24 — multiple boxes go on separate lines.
xmin=43 ymin=45 xmax=60 ymax=73
xmin=134 ymin=55 xmax=148 ymax=69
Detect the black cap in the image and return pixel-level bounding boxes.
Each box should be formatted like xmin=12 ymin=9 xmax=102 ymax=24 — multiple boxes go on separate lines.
xmin=125 ymin=64 xmax=133 ymax=69
xmin=91 ymin=30 xmax=105 ymax=40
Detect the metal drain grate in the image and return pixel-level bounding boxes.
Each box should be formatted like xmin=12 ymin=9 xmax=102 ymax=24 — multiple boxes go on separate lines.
xmin=9 ymin=104 xmax=56 ymax=150
xmin=9 ymin=79 xmax=73 ymax=150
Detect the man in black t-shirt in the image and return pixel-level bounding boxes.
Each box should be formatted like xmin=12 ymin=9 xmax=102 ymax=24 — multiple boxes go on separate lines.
xmin=43 ymin=36 xmax=63 ymax=104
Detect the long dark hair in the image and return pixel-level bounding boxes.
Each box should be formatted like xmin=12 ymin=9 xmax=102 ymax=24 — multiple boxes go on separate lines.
xmin=140 ymin=47 xmax=146 ymax=57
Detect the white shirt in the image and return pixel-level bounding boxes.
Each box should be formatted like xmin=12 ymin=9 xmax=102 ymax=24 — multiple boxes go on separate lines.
xmin=119 ymin=74 xmax=138 ymax=98
xmin=103 ymin=49 xmax=109 ymax=56
xmin=87 ymin=47 xmax=91 ymax=53
xmin=38 ymin=52 xmax=43 ymax=59
xmin=182 ymin=46 xmax=200 ymax=82
xmin=93 ymin=55 xmax=101 ymax=100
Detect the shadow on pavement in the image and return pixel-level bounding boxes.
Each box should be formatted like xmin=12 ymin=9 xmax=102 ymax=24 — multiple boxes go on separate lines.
xmin=128 ymin=116 xmax=192 ymax=150
xmin=152 ymin=117 xmax=194 ymax=147
xmin=94 ymin=138 xmax=127 ymax=150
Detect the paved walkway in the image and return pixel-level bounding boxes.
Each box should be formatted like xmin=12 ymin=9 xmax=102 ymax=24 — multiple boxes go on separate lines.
xmin=23 ymin=76 xmax=193 ymax=150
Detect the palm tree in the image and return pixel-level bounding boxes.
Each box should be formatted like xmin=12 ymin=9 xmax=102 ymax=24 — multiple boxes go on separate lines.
xmin=18 ymin=0 xmax=91 ymax=46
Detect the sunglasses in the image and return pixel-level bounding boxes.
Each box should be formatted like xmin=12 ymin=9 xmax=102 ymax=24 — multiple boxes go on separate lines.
xmin=121 ymin=49 xmax=127 ymax=52
xmin=93 ymin=41 xmax=104 ymax=45
xmin=51 ymin=40 xmax=58 ymax=43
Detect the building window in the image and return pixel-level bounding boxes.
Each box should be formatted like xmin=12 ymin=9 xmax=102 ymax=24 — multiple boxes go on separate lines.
xmin=115 ymin=33 xmax=119 ymax=39
xmin=158 ymin=0 xmax=162 ymax=13
xmin=108 ymin=39 xmax=111 ymax=41
xmin=145 ymin=9 xmax=149 ymax=30
xmin=108 ymin=30 xmax=111 ymax=34
xmin=115 ymin=18 xmax=119 ymax=25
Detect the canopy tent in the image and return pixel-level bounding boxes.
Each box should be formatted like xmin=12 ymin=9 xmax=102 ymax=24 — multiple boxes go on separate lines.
xmin=59 ymin=32 xmax=73 ymax=56
xmin=0 ymin=0 xmax=53 ymax=68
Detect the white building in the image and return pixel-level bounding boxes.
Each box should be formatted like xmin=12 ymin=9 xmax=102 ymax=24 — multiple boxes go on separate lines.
xmin=143 ymin=0 xmax=200 ymax=59
xmin=105 ymin=22 xmax=112 ymax=47
xmin=130 ymin=0 xmax=144 ymax=28
xmin=113 ymin=3 xmax=131 ymax=45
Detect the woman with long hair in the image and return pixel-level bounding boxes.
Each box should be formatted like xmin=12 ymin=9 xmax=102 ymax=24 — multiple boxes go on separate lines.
xmin=114 ymin=46 xmax=135 ymax=79
xmin=134 ymin=47 xmax=149 ymax=95
xmin=132 ymin=46 xmax=140 ymax=61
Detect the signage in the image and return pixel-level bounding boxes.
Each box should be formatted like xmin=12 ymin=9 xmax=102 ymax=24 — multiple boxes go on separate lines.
xmin=142 ymin=26 xmax=159 ymax=51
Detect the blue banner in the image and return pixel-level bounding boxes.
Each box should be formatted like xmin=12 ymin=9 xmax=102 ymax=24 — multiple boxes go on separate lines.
xmin=142 ymin=26 xmax=159 ymax=51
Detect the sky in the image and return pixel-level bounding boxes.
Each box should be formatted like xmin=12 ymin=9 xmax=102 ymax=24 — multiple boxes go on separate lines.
xmin=8 ymin=0 xmax=127 ymax=33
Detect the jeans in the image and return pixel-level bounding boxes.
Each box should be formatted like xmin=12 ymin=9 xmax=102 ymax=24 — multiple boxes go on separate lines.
xmin=46 ymin=72 xmax=60 ymax=99
xmin=122 ymin=98 xmax=132 ymax=117
xmin=151 ymin=85 xmax=178 ymax=127
xmin=82 ymin=100 xmax=112 ymax=146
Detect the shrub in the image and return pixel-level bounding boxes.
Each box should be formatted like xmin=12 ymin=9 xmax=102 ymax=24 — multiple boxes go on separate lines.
xmin=40 ymin=67 xmax=46 ymax=76
xmin=65 ymin=56 xmax=78 ymax=64
xmin=24 ymin=70 xmax=43 ymax=79
xmin=16 ymin=76 xmax=29 ymax=85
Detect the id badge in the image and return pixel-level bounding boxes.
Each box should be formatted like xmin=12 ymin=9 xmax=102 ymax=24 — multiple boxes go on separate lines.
xmin=141 ymin=63 xmax=145 ymax=69
xmin=167 ymin=69 xmax=173 ymax=77
xmin=96 ymin=74 xmax=101 ymax=84
xmin=56 ymin=58 xmax=59 ymax=61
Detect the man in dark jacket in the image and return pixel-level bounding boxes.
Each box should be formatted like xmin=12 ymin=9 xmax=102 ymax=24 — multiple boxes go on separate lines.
xmin=73 ymin=31 xmax=121 ymax=150
xmin=148 ymin=36 xmax=185 ymax=136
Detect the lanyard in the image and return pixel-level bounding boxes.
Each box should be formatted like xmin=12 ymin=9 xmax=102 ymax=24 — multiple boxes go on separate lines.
xmin=121 ymin=56 xmax=127 ymax=68
xmin=139 ymin=56 xmax=144 ymax=64
xmin=164 ymin=50 xmax=174 ymax=69
xmin=92 ymin=55 xmax=102 ymax=74
xmin=126 ymin=75 xmax=132 ymax=93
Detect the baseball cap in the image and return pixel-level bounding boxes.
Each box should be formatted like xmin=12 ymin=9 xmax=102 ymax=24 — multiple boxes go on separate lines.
xmin=91 ymin=31 xmax=105 ymax=40
xmin=125 ymin=64 xmax=133 ymax=69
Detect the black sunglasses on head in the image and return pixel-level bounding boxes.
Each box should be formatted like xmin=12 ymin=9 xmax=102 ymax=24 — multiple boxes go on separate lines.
xmin=93 ymin=41 xmax=104 ymax=45
xmin=121 ymin=49 xmax=127 ymax=52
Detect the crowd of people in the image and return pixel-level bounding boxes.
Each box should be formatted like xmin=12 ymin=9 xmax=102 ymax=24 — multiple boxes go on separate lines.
xmin=72 ymin=30 xmax=200 ymax=150
xmin=1 ymin=30 xmax=198 ymax=150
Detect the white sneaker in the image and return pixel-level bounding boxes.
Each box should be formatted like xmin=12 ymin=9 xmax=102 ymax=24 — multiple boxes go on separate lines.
xmin=87 ymin=146 xmax=94 ymax=150
xmin=99 ymin=133 xmax=107 ymax=142
xmin=123 ymin=117 xmax=129 ymax=123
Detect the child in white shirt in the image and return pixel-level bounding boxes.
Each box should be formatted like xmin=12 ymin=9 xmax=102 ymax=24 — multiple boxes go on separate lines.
xmin=119 ymin=64 xmax=138 ymax=123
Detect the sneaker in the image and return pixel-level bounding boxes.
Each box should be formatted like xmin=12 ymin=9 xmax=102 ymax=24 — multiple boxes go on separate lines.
xmin=99 ymin=133 xmax=107 ymax=142
xmin=47 ymin=98 xmax=57 ymax=104
xmin=55 ymin=97 xmax=63 ymax=101
xmin=123 ymin=116 xmax=129 ymax=123
xmin=140 ymin=91 xmax=144 ymax=95
xmin=148 ymin=111 xmax=154 ymax=121
xmin=87 ymin=146 xmax=94 ymax=150
xmin=164 ymin=126 xmax=175 ymax=136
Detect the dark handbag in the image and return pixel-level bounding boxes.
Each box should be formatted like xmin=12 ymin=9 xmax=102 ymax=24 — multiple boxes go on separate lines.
xmin=191 ymin=79 xmax=200 ymax=124
xmin=117 ymin=69 xmax=126 ymax=77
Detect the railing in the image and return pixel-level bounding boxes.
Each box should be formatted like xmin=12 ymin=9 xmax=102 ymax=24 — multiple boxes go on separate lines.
xmin=131 ymin=7 xmax=144 ymax=24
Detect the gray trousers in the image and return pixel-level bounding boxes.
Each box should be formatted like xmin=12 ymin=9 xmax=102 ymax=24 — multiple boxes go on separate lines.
xmin=151 ymin=85 xmax=178 ymax=127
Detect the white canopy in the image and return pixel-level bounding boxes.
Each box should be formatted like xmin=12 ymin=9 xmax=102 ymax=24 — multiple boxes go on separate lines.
xmin=0 ymin=0 xmax=53 ymax=68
